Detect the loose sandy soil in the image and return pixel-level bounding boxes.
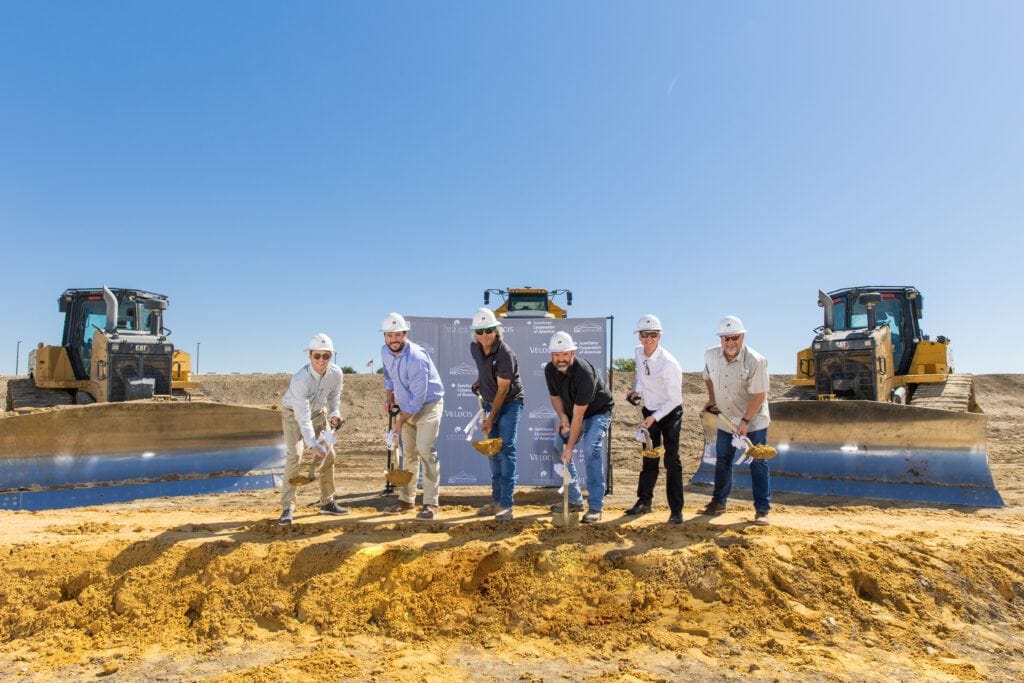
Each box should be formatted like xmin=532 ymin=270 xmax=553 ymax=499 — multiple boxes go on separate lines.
xmin=1 ymin=373 xmax=1022 ymax=682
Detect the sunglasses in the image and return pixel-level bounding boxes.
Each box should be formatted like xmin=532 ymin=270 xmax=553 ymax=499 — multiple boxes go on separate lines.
xmin=639 ymin=331 xmax=659 ymax=339
xmin=475 ymin=327 xmax=497 ymax=335
xmin=311 ymin=352 xmax=332 ymax=360
xmin=720 ymin=334 xmax=742 ymax=343
xmin=643 ymin=359 xmax=650 ymax=375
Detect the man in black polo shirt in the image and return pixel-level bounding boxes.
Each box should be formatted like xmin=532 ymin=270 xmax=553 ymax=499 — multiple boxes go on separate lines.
xmin=545 ymin=330 xmax=614 ymax=523
xmin=469 ymin=308 xmax=525 ymax=521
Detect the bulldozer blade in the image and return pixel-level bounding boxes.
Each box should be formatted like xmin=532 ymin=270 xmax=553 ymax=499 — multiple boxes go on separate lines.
xmin=0 ymin=402 xmax=285 ymax=511
xmin=690 ymin=401 xmax=1003 ymax=508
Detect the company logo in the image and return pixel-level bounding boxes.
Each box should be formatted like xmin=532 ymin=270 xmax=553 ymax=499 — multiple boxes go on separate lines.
xmin=528 ymin=345 xmax=550 ymax=354
xmin=532 ymin=322 xmax=556 ymax=335
xmin=447 ymin=471 xmax=477 ymax=484
xmin=528 ymin=406 xmax=557 ymax=419
xmin=444 ymin=408 xmax=476 ymax=419
xmin=449 ymin=362 xmax=476 ymax=375
xmin=450 ymin=382 xmax=477 ymax=398
xmin=573 ymin=323 xmax=601 ymax=333
xmin=578 ymin=341 xmax=602 ymax=355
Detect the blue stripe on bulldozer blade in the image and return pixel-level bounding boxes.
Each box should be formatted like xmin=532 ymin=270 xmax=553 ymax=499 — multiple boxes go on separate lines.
xmin=690 ymin=400 xmax=1004 ymax=508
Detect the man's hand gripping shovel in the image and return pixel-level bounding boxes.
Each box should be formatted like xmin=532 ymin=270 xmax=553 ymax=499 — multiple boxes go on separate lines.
xmin=551 ymin=429 xmax=580 ymax=528
xmin=385 ymin=405 xmax=414 ymax=489
xmin=627 ymin=392 xmax=663 ymax=460
xmin=289 ymin=420 xmax=342 ymax=487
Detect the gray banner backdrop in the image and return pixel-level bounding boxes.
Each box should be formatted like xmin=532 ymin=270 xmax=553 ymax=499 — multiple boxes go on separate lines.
xmin=406 ymin=317 xmax=608 ymax=488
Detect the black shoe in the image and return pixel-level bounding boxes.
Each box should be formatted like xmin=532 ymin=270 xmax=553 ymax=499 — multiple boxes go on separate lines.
xmin=581 ymin=509 xmax=602 ymax=524
xmin=667 ymin=512 xmax=683 ymax=525
xmin=319 ymin=500 xmax=350 ymax=516
xmin=700 ymin=501 xmax=727 ymax=516
xmin=549 ymin=502 xmax=584 ymax=513
xmin=624 ymin=501 xmax=652 ymax=516
xmin=278 ymin=507 xmax=294 ymax=526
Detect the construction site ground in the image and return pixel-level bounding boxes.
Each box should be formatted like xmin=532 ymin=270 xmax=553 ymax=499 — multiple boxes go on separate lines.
xmin=1 ymin=373 xmax=1023 ymax=682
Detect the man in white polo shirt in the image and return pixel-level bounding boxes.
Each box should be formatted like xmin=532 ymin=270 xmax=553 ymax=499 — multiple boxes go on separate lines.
xmin=624 ymin=314 xmax=684 ymax=524
xmin=701 ymin=315 xmax=772 ymax=525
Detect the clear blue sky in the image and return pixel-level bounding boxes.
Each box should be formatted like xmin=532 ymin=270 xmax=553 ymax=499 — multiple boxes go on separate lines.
xmin=2 ymin=2 xmax=1021 ymax=375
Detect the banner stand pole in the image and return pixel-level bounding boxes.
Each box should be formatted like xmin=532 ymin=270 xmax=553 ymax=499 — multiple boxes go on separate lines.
xmin=606 ymin=315 xmax=614 ymax=495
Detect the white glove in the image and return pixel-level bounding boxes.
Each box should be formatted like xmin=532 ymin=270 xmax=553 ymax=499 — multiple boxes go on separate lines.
xmin=732 ymin=433 xmax=752 ymax=467
xmin=461 ymin=409 xmax=484 ymax=441
xmin=552 ymin=462 xmax=578 ymax=492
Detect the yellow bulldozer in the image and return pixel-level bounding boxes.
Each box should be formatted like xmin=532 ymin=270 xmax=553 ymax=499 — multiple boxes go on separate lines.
xmin=1 ymin=287 xmax=283 ymax=511
xmin=483 ymin=286 xmax=572 ymax=318
xmin=693 ymin=286 xmax=1002 ymax=507
xmin=10 ymin=287 xmax=199 ymax=411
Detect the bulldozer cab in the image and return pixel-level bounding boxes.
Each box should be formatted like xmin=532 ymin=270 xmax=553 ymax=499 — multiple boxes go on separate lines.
xmin=827 ymin=286 xmax=923 ymax=376
xmin=484 ymin=287 xmax=572 ymax=319
xmin=60 ymin=289 xmax=169 ymax=380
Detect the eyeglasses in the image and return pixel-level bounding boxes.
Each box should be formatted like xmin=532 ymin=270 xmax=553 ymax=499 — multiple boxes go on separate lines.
xmin=720 ymin=334 xmax=742 ymax=343
xmin=311 ymin=352 xmax=332 ymax=360
xmin=639 ymin=331 xmax=659 ymax=339
xmin=643 ymin=359 xmax=650 ymax=375
xmin=475 ymin=327 xmax=497 ymax=335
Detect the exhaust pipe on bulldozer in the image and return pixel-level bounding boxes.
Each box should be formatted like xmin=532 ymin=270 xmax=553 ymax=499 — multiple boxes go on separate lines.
xmin=691 ymin=401 xmax=1004 ymax=508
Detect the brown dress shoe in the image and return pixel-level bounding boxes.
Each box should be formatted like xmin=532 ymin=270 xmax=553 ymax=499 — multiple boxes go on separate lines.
xmin=700 ymin=501 xmax=727 ymax=516
xmin=385 ymin=500 xmax=416 ymax=514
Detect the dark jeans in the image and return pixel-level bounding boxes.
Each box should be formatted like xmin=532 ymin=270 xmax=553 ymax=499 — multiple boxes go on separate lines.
xmin=635 ymin=406 xmax=683 ymax=513
xmin=484 ymin=400 xmax=523 ymax=509
xmin=712 ymin=427 xmax=771 ymax=513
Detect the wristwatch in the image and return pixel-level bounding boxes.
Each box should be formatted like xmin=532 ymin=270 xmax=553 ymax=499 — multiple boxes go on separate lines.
xmin=740 ymin=417 xmax=750 ymax=424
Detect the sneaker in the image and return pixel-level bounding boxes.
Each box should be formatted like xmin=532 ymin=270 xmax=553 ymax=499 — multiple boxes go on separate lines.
xmin=581 ymin=509 xmax=602 ymax=524
xmin=624 ymin=501 xmax=652 ymax=516
xmin=494 ymin=507 xmax=514 ymax=521
xmin=667 ymin=512 xmax=683 ymax=525
xmin=700 ymin=501 xmax=727 ymax=516
xmin=416 ymin=505 xmax=438 ymax=521
xmin=277 ymin=507 xmax=294 ymax=526
xmin=549 ymin=502 xmax=584 ymax=513
xmin=319 ymin=500 xmax=350 ymax=516
xmin=753 ymin=512 xmax=770 ymax=526
xmin=385 ymin=500 xmax=416 ymax=514
xmin=477 ymin=502 xmax=501 ymax=516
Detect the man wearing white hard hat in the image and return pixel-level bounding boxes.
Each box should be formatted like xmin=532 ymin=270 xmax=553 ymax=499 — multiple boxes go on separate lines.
xmin=545 ymin=330 xmax=614 ymax=523
xmin=701 ymin=315 xmax=772 ymax=525
xmin=469 ymin=308 xmax=525 ymax=521
xmin=625 ymin=314 xmax=685 ymax=524
xmin=277 ymin=333 xmax=348 ymax=525
xmin=380 ymin=312 xmax=446 ymax=520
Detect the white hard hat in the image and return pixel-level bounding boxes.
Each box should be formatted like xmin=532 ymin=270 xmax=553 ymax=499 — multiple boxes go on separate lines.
xmin=548 ymin=330 xmax=577 ymax=352
xmin=380 ymin=312 xmax=410 ymax=333
xmin=471 ymin=307 xmax=502 ymax=330
xmin=635 ymin=314 xmax=662 ymax=333
xmin=307 ymin=333 xmax=335 ymax=352
xmin=717 ymin=315 xmax=746 ymax=336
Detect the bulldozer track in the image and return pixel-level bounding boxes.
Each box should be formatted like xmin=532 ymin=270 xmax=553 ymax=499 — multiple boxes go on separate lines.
xmin=7 ymin=378 xmax=76 ymax=412
xmin=910 ymin=373 xmax=979 ymax=413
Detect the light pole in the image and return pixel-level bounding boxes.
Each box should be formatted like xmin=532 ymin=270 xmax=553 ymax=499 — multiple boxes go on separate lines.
xmin=195 ymin=341 xmax=201 ymax=375
xmin=15 ymin=340 xmax=21 ymax=375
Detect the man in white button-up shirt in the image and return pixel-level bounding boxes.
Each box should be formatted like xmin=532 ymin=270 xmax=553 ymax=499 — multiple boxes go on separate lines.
xmin=624 ymin=314 xmax=684 ymax=524
xmin=701 ymin=316 xmax=772 ymax=525
xmin=277 ymin=333 xmax=348 ymax=525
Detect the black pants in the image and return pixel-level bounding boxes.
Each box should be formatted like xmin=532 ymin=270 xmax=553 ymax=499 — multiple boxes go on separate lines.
xmin=635 ymin=406 xmax=683 ymax=513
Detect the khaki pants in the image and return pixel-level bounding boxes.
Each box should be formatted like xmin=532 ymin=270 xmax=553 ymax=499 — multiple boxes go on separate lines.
xmin=398 ymin=400 xmax=443 ymax=507
xmin=280 ymin=407 xmax=336 ymax=510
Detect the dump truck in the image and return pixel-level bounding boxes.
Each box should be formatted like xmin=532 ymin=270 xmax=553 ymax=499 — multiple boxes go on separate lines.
xmin=692 ymin=286 xmax=1002 ymax=507
xmin=1 ymin=287 xmax=284 ymax=511
xmin=483 ymin=286 xmax=572 ymax=318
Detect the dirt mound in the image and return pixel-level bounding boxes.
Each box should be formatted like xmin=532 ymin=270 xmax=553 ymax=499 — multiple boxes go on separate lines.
xmin=2 ymin=505 xmax=1023 ymax=681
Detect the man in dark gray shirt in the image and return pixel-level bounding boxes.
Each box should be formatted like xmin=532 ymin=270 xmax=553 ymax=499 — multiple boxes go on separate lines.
xmin=469 ymin=308 xmax=524 ymax=520
xmin=545 ymin=331 xmax=614 ymax=523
